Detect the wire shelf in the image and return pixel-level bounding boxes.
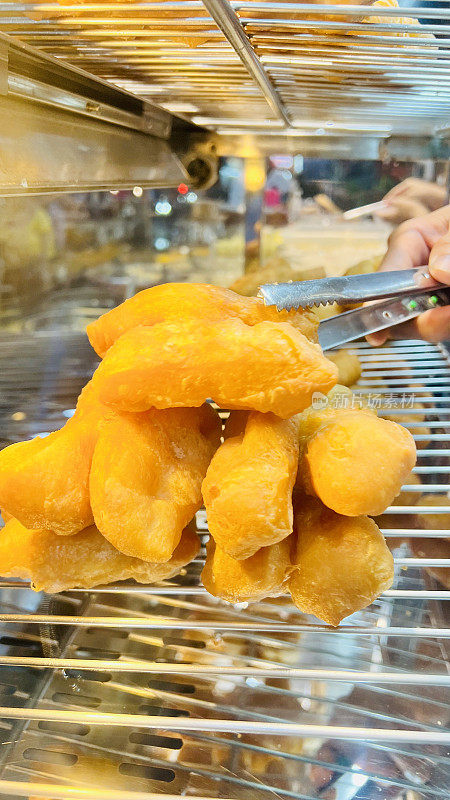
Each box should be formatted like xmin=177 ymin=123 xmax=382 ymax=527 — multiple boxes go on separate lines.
xmin=1 ymin=0 xmax=450 ymax=137
xmin=0 ymin=334 xmax=449 ymax=798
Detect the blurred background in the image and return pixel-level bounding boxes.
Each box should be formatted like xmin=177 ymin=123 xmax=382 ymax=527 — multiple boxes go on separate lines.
xmin=0 ymin=155 xmax=446 ymax=336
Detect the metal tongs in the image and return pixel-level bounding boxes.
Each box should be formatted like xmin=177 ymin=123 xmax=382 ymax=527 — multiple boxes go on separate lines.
xmin=259 ymin=267 xmax=450 ymax=350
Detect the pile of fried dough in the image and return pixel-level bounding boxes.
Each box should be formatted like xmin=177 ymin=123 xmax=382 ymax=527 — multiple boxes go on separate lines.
xmin=0 ymin=283 xmax=416 ymax=625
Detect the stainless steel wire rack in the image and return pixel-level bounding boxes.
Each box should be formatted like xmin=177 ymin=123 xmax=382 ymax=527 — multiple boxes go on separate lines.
xmin=0 ymin=336 xmax=448 ymax=799
xmin=1 ymin=0 xmax=450 ymax=143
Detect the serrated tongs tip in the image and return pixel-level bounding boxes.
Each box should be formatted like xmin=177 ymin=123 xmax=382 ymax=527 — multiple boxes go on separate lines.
xmin=259 ymin=269 xmax=446 ymax=312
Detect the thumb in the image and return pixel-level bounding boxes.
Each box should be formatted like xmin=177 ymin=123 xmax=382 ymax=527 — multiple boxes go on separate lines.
xmin=428 ymin=230 xmax=450 ymax=284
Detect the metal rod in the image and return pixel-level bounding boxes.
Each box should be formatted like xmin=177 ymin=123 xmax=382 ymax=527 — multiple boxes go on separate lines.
xmin=234 ymin=3 xmax=450 ymax=20
xmin=414 ymin=467 xmax=450 ymax=473
xmin=200 ymin=0 xmax=291 ymax=124
xmin=383 ymin=529 xmax=450 ymax=537
xmin=0 ymin=782 xmax=228 ymax=800
xmin=395 ymin=558 xmax=450 ymax=566
xmin=0 ymin=617 xmax=448 ymax=636
xmin=0 ymin=583 xmax=448 ymax=598
xmin=0 ymin=656 xmax=450 ymax=678
xmin=244 ymin=18 xmax=448 ymax=35
xmin=386 ymin=505 xmax=450 ymax=513
xmin=0 ymin=707 xmax=449 ymax=742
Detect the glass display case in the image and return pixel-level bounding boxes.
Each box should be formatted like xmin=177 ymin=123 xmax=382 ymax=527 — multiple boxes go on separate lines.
xmin=0 ymin=3 xmax=448 ymax=799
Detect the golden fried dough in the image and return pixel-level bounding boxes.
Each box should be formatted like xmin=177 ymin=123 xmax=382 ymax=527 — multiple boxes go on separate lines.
xmin=295 ymin=384 xmax=356 ymax=439
xmin=0 ymin=423 xmax=95 ymax=536
xmin=327 ymin=351 xmax=361 ymax=387
xmin=0 ymin=518 xmax=199 ymax=593
xmin=416 ymin=494 xmax=450 ymax=531
xmin=409 ymin=495 xmax=450 ymax=589
xmin=93 ymin=319 xmax=338 ymax=418
xmin=310 ymin=302 xmax=343 ymax=321
xmin=374 ymin=471 xmax=422 ymax=536
xmin=382 ymin=403 xmax=430 ymax=450
xmin=0 ymin=380 xmax=112 ymax=536
xmin=299 ymin=409 xmax=416 ymax=516
xmin=361 ymin=0 xmax=433 ymax=40
xmin=391 ymin=471 xmax=422 ymax=506
xmin=202 ymin=536 xmax=292 ymax=603
xmin=90 ymin=405 xmax=221 ymax=562
xmin=202 ymin=412 xmax=300 ymax=559
xmin=87 ymin=282 xmax=318 ymax=357
xmin=345 ymin=255 xmax=383 ymax=276
xmin=410 ymin=537 xmax=450 ymax=589
xmin=230 ymin=264 xmax=325 ymax=298
xmin=289 ymin=498 xmax=394 ymax=626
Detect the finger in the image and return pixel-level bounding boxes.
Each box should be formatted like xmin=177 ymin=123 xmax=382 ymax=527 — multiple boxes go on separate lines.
xmin=416 ymin=305 xmax=450 ymax=341
xmin=384 ymin=177 xmax=417 ymax=200
xmin=380 ymin=227 xmax=431 ymax=270
xmin=380 ymin=205 xmax=450 ymax=271
xmin=366 ymin=330 xmax=389 ymax=346
xmin=375 ymin=198 xmax=428 ymax=225
xmin=429 ymin=230 xmax=450 ymax=284
xmin=367 ymin=306 xmax=450 ymax=346
xmin=384 ymin=179 xmax=446 ymax=211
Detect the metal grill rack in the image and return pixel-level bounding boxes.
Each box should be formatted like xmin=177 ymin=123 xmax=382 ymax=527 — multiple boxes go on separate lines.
xmin=1 ymin=0 xmax=450 ymax=144
xmin=0 ymin=337 xmax=448 ymax=799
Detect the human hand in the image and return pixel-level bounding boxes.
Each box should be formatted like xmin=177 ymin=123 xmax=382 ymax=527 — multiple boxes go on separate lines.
xmin=376 ymin=178 xmax=447 ymax=225
xmin=367 ymin=204 xmax=450 ymax=345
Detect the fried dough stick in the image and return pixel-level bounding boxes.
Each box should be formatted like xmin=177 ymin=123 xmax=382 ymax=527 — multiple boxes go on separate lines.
xmin=87 ymin=282 xmax=318 ymax=357
xmin=93 ymin=318 xmax=338 ymax=418
xmin=0 ymin=373 xmax=219 ymax=558
xmin=297 ymin=388 xmax=416 ymax=516
xmin=289 ymin=497 xmax=394 ymax=626
xmin=201 ymin=536 xmax=292 ymax=604
xmin=90 ymin=405 xmax=221 ymax=562
xmin=0 ymin=380 xmax=111 ymax=535
xmin=0 ymin=518 xmax=200 ymax=593
xmin=202 ymin=412 xmax=300 ymax=560
xmin=327 ymin=350 xmax=361 ymax=387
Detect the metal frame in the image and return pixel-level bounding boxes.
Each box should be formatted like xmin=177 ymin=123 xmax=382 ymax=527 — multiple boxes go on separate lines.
xmin=1 ymin=0 xmax=449 ymax=152
xmin=0 ymin=30 xmax=210 ymax=193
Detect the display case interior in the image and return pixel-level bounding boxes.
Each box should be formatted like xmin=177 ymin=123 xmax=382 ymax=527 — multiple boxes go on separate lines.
xmin=0 ymin=1 xmax=449 ymax=798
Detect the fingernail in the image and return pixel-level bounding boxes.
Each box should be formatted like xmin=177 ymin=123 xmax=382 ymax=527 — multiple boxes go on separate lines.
xmin=429 ymin=254 xmax=450 ymax=282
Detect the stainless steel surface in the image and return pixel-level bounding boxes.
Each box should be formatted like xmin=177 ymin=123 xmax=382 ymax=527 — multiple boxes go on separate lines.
xmin=260 ymin=268 xmax=445 ymax=310
xmin=0 ymin=31 xmax=208 ymax=193
xmin=0 ymin=40 xmax=6 ymax=96
xmin=0 ymin=336 xmax=448 ymax=798
xmin=318 ymin=289 xmax=450 ymax=350
xmin=201 ymin=0 xmax=291 ymax=125
xmin=0 ymin=94 xmax=187 ymax=195
xmin=1 ymin=0 xmax=449 ymax=149
xmin=0 ymin=29 xmax=175 ymax=137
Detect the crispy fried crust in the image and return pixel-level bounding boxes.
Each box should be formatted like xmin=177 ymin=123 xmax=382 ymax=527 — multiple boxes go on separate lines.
xmin=90 ymin=405 xmax=221 ymax=562
xmin=0 ymin=518 xmax=200 ymax=593
xmin=297 ymin=397 xmax=416 ymax=516
xmin=0 ymin=380 xmax=113 ymax=536
xmin=93 ymin=319 xmax=337 ymax=418
xmin=327 ymin=351 xmax=361 ymax=388
xmin=201 ymin=536 xmax=293 ymax=603
xmin=202 ymin=412 xmax=300 ymax=560
xmin=87 ymin=282 xmax=318 ymax=358
xmin=289 ymin=497 xmax=394 ymax=626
